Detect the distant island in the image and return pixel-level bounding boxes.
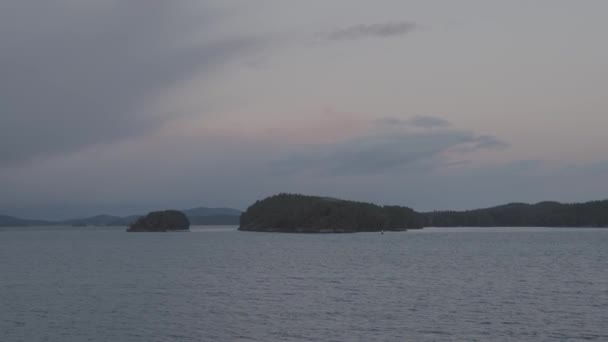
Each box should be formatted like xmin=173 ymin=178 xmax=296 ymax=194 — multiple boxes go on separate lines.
xmin=127 ymin=210 xmax=190 ymax=232
xmin=239 ymin=194 xmax=608 ymax=233
xmin=0 ymin=215 xmax=55 ymax=227
xmin=239 ymin=194 xmax=426 ymax=233
xmin=426 ymin=200 xmax=608 ymax=227
xmin=0 ymin=206 xmax=241 ymax=227
xmin=3 ymin=197 xmax=608 ymax=231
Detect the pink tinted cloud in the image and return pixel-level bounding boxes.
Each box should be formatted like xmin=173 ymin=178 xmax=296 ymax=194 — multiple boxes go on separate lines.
xmin=171 ymin=108 xmax=371 ymax=146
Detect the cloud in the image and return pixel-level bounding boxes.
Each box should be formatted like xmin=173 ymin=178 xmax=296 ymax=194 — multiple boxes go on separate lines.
xmin=472 ymin=135 xmax=509 ymax=149
xmin=376 ymin=115 xmax=451 ymax=128
xmin=0 ymin=1 xmax=262 ymax=166
xmin=325 ymin=21 xmax=417 ymax=41
xmin=272 ymin=120 xmax=508 ymax=176
xmin=408 ymin=115 xmax=451 ymax=128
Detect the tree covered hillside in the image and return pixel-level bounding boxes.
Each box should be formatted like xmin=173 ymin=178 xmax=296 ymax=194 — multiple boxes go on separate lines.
xmin=427 ymin=200 xmax=608 ymax=227
xmin=239 ymin=193 xmax=426 ymax=233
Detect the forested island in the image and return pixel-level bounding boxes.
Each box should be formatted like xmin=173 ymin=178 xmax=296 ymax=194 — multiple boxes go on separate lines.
xmin=3 ymin=195 xmax=607 ymax=231
xmin=239 ymin=194 xmax=426 ymax=233
xmin=426 ymin=200 xmax=608 ymax=227
xmin=239 ymin=194 xmax=608 ymax=233
xmin=127 ymin=210 xmax=190 ymax=232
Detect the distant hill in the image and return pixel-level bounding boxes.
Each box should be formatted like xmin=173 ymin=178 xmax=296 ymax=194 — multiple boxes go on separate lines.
xmin=0 ymin=215 xmax=55 ymax=227
xmin=0 ymin=206 xmax=242 ymax=227
xmin=188 ymin=215 xmax=241 ymax=225
xmin=63 ymin=215 xmax=135 ymax=227
xmin=426 ymin=200 xmax=608 ymax=227
xmin=183 ymin=207 xmax=242 ymax=217
xmin=182 ymin=207 xmax=242 ymax=226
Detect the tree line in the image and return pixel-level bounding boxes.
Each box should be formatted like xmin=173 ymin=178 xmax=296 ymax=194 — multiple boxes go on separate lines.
xmin=239 ymin=193 xmax=426 ymax=233
xmin=426 ymin=200 xmax=608 ymax=227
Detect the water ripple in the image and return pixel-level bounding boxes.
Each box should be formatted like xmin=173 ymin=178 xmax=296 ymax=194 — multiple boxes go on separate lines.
xmin=1 ymin=227 xmax=607 ymax=341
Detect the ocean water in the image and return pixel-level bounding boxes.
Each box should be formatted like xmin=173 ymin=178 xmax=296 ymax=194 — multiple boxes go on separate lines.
xmin=1 ymin=226 xmax=607 ymax=341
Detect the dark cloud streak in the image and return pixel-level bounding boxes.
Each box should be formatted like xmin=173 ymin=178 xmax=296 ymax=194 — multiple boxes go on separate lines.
xmin=376 ymin=115 xmax=451 ymax=129
xmin=408 ymin=115 xmax=451 ymax=128
xmin=472 ymin=135 xmax=509 ymax=149
xmin=272 ymin=121 xmax=508 ymax=176
xmin=325 ymin=21 xmax=417 ymax=41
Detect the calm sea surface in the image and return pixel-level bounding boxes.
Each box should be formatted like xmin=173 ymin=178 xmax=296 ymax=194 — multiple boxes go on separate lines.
xmin=1 ymin=226 xmax=607 ymax=341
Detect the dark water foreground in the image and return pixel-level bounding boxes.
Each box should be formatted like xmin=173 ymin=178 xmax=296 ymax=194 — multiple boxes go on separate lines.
xmin=1 ymin=226 xmax=607 ymax=341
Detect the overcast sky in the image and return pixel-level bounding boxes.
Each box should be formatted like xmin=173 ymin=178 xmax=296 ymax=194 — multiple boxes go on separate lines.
xmin=2 ymin=0 xmax=608 ymax=219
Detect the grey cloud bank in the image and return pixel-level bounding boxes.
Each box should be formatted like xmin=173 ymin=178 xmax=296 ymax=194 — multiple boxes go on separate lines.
xmin=1 ymin=120 xmax=606 ymax=220
xmin=272 ymin=118 xmax=507 ymax=176
xmin=325 ymin=21 xmax=417 ymax=41
xmin=375 ymin=116 xmax=451 ymax=128
xmin=408 ymin=116 xmax=451 ymax=129
xmin=0 ymin=0 xmax=260 ymax=166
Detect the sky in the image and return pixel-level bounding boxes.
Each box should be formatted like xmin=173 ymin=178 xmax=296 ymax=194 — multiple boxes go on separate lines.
xmin=1 ymin=0 xmax=608 ymax=219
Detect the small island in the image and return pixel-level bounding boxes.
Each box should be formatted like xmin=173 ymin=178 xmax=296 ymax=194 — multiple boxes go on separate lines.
xmin=127 ymin=210 xmax=190 ymax=232
xmin=239 ymin=193 xmax=426 ymax=233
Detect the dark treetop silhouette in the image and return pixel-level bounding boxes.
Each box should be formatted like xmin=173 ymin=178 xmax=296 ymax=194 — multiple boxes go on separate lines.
xmin=239 ymin=193 xmax=426 ymax=233
xmin=426 ymin=200 xmax=608 ymax=227
xmin=239 ymin=194 xmax=608 ymax=233
xmin=127 ymin=210 xmax=190 ymax=232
